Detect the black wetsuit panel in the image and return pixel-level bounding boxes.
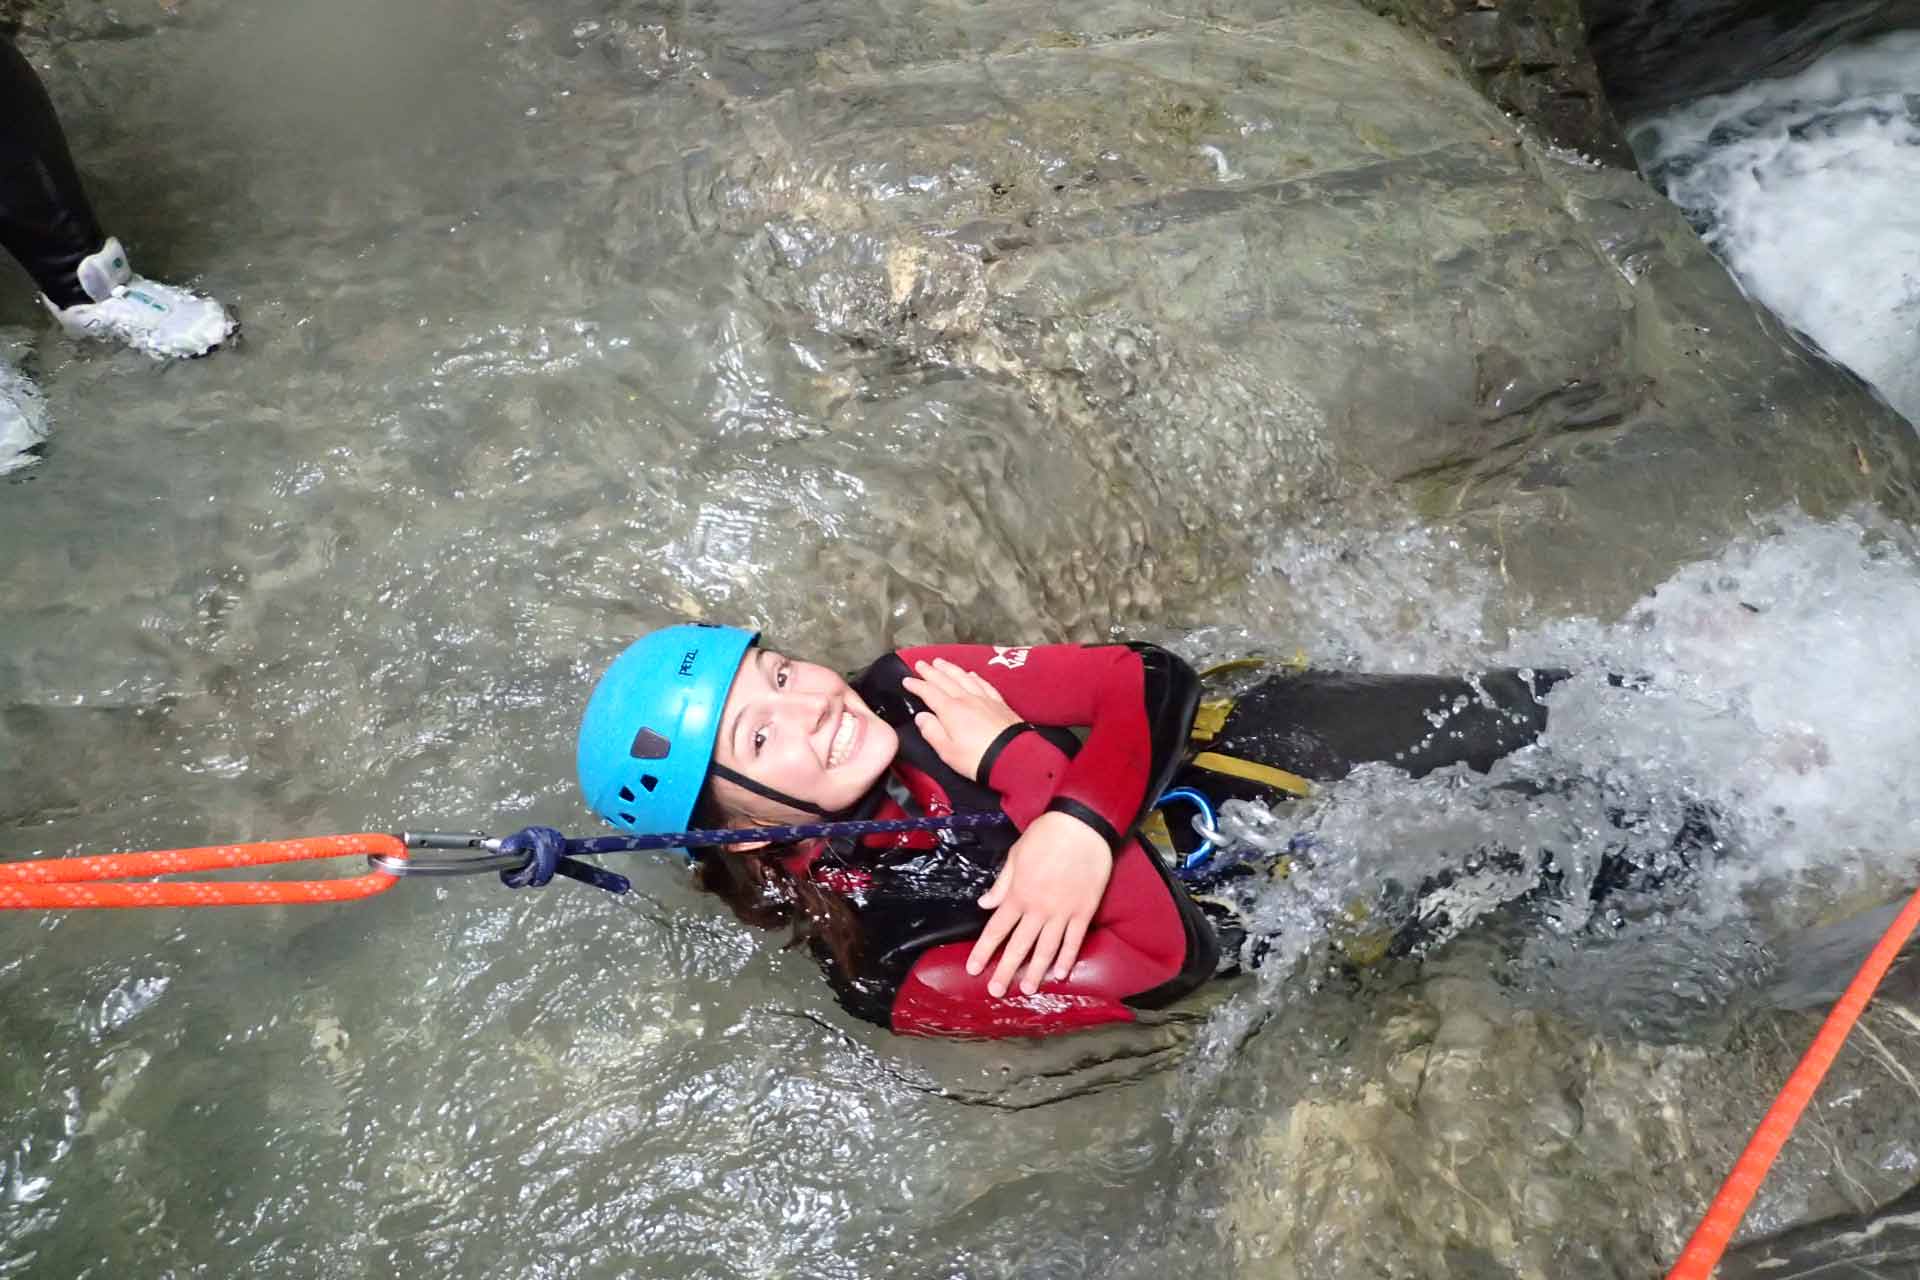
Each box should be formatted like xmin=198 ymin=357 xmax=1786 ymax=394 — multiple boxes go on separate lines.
xmin=1206 ymin=669 xmax=1569 ymax=784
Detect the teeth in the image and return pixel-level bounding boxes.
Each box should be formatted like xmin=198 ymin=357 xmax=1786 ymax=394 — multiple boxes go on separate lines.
xmin=827 ymin=711 xmax=856 ymax=767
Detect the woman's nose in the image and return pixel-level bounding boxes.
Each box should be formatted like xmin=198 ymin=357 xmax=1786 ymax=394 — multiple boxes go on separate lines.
xmin=777 ymin=689 xmax=831 ymax=731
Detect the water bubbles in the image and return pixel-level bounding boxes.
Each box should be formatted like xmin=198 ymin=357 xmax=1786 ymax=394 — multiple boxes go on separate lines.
xmin=1180 ymin=505 xmax=1920 ymax=1125
xmin=89 ymin=975 xmax=171 ymax=1042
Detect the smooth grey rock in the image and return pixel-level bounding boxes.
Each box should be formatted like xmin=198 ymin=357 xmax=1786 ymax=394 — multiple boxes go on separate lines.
xmin=685 ymin=0 xmax=1919 ymax=628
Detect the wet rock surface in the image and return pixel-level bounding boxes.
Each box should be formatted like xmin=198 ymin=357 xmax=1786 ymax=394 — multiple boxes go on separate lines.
xmin=1180 ymin=930 xmax=1920 ymax=1278
xmin=2 ymin=0 xmax=227 ymax=41
xmin=482 ymin=0 xmax=1918 ymax=624
xmin=11 ymin=0 xmax=1913 ymax=644
xmin=1726 ymin=1182 xmax=1920 ymax=1279
xmin=1366 ymin=0 xmax=1635 ymax=165
xmin=675 ymin=0 xmax=1920 ymax=621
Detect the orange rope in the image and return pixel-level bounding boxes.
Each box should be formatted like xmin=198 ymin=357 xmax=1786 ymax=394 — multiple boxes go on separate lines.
xmin=1668 ymin=880 xmax=1920 ymax=1279
xmin=0 ymin=834 xmax=407 ymax=908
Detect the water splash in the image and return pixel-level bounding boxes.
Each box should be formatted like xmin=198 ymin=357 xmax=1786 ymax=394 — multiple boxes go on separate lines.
xmin=1182 ymin=508 xmax=1920 ymax=1075
xmin=0 ymin=349 xmax=47 ymax=478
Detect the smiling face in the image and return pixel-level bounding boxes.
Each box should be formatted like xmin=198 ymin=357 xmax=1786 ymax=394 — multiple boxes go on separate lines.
xmin=706 ymin=647 xmax=899 ymax=826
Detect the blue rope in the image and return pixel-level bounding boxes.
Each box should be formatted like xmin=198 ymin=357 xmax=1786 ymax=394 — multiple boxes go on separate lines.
xmin=499 ymin=798 xmax=1229 ymax=894
xmin=561 ymin=810 xmax=1016 ymax=858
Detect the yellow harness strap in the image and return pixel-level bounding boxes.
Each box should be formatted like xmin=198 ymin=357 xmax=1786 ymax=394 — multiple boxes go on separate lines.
xmin=1196 ymin=657 xmax=1274 ymax=681
xmin=1185 ymin=654 xmax=1316 ymax=797
xmin=1188 ymin=751 xmax=1315 ymax=798
xmin=1191 ymin=698 xmax=1235 ymax=741
xmin=1141 ymin=810 xmax=1175 ymax=851
xmin=1180 ymin=654 xmax=1395 ymax=963
xmin=1197 ymin=651 xmax=1307 ymax=681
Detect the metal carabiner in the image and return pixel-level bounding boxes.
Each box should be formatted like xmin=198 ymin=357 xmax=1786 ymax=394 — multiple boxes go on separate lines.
xmin=369 ymin=831 xmax=521 ymax=877
xmin=1154 ymin=788 xmax=1221 ymax=875
xmin=374 ymin=830 xmax=632 ymax=895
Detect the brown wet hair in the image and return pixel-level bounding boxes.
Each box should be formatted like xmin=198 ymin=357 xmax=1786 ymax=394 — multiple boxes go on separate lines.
xmin=686 ymin=790 xmax=863 ymax=977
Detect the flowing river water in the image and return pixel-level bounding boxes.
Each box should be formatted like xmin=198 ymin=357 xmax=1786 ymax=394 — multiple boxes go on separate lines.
xmin=3 ymin=2 xmax=1920 ymax=1277
xmin=1634 ymin=31 xmax=1920 ymax=427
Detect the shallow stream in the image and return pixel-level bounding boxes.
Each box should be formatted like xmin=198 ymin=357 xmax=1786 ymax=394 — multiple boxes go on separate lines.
xmin=4 ymin=3 xmax=1920 ymax=1277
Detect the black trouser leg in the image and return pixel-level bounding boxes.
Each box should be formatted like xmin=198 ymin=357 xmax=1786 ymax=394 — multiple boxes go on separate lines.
xmin=1176 ymin=668 xmax=1573 ymax=960
xmin=1181 ymin=668 xmax=1716 ymax=956
xmin=1203 ymin=668 xmax=1569 ymax=784
xmin=0 ymin=41 xmax=104 ymax=308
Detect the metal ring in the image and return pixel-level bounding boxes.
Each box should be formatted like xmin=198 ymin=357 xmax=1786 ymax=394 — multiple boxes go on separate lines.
xmin=1154 ymin=787 xmax=1219 ymax=874
xmin=368 ymin=850 xmax=527 ymax=877
xmin=399 ymin=830 xmax=493 ymax=850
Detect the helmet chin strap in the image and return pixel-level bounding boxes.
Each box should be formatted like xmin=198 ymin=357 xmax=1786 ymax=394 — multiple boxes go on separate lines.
xmin=708 ymin=763 xmax=839 ymax=820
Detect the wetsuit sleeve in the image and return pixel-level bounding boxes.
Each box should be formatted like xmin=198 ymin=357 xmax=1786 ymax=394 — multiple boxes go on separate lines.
xmin=977 ymin=729 xmax=1071 ymax=827
xmin=894 ymin=643 xmax=1200 ymax=848
xmin=888 ymin=836 xmax=1202 ymax=1038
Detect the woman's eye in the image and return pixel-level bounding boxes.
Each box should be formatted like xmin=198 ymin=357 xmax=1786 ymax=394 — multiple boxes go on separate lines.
xmin=775 ymin=664 xmax=790 ymax=689
xmin=752 ymin=728 xmax=768 ymax=754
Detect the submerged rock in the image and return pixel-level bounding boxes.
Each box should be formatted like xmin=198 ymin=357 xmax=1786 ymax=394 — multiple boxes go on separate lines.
xmin=637 ymin=0 xmax=1920 ymax=633
xmin=1195 ymin=924 xmax=1920 ymax=1278
xmin=1204 ymin=951 xmax=1726 ymax=1277
xmin=1725 ymin=1180 xmax=1920 ymax=1277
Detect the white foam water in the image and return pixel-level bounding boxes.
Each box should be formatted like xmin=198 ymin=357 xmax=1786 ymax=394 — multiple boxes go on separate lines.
xmin=1632 ymin=32 xmax=1920 ymax=425
xmin=1151 ymin=511 xmax=1920 ymax=1274
xmin=1182 ymin=509 xmax=1920 ymax=1059
xmin=0 ymin=351 xmax=47 ymax=478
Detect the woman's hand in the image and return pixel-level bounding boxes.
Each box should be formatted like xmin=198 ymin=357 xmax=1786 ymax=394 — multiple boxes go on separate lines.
xmin=901 ymin=657 xmax=1024 ymax=781
xmin=966 ymin=810 xmax=1112 ymax=996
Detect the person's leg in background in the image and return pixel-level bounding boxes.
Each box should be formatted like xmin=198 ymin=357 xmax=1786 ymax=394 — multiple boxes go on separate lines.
xmin=0 ymin=38 xmax=232 ymax=360
xmin=0 ymin=36 xmax=105 ymax=308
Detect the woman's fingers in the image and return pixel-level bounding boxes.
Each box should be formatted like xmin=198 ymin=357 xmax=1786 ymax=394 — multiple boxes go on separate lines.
xmin=965 ymin=666 xmax=1007 ymax=700
xmin=947 ymin=661 xmax=1004 ymax=702
xmin=1021 ymin=917 xmax=1068 ymax=995
xmin=977 ymin=862 xmax=1011 ymax=912
xmin=901 ymin=672 xmax=946 ymax=708
xmin=912 ymin=659 xmax=962 ymax=697
xmin=989 ymin=913 xmax=1045 ymax=997
xmin=968 ymin=889 xmax=1017 ymax=974
xmin=910 ymin=659 xmax=1014 ymax=714
xmin=913 ymin=710 xmax=948 ymax=750
xmin=1052 ymin=916 xmax=1090 ymax=982
xmin=918 ymin=658 xmax=1007 ymax=701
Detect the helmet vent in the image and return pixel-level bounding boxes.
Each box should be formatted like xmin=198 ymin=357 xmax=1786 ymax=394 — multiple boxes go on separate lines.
xmin=640 ymin=774 xmax=659 ymax=792
xmin=629 ymin=727 xmax=671 ymax=760
xmin=619 ymin=812 xmax=635 ymax=824
xmin=618 ymin=786 xmax=636 ymax=803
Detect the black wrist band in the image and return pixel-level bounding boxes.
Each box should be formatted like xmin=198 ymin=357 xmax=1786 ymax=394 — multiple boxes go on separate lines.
xmin=1044 ymin=797 xmax=1122 ymax=850
xmin=974 ymin=721 xmax=1037 ymax=784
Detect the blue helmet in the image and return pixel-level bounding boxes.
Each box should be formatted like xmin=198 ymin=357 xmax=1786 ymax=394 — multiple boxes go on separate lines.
xmin=576 ymin=623 xmax=757 ymax=835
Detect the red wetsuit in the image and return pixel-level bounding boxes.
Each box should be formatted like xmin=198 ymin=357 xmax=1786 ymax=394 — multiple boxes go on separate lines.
xmin=776 ymin=647 xmax=1600 ymax=1037
xmin=781 ymin=642 xmax=1216 ymax=1039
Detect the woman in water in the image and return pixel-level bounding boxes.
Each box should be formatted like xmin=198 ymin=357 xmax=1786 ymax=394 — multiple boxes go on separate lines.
xmin=574 ymin=624 xmax=1590 ymax=1038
